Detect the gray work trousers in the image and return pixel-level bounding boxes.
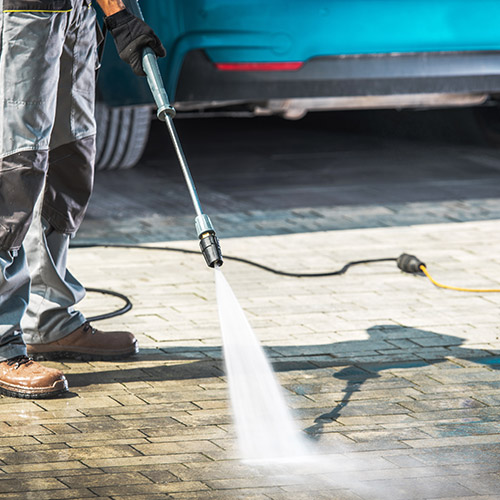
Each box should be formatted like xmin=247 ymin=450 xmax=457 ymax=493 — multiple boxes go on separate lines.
xmin=0 ymin=0 xmax=97 ymax=360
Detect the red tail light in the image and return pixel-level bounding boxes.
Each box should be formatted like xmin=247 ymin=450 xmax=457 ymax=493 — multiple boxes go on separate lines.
xmin=215 ymin=62 xmax=303 ymax=71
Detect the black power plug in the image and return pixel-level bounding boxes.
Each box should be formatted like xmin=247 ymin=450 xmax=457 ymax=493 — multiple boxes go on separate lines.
xmin=397 ymin=253 xmax=426 ymax=274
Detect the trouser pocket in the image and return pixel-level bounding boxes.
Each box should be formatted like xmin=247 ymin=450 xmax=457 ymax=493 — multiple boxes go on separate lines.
xmin=0 ymin=6 xmax=68 ymax=156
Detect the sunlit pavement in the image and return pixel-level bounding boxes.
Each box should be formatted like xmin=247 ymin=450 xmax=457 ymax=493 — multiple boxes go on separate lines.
xmin=3 ymin=221 xmax=500 ymax=499
xmin=2 ymin=111 xmax=500 ymax=498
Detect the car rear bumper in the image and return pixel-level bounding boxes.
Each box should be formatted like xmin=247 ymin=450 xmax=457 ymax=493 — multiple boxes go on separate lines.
xmin=174 ymin=50 xmax=500 ymax=106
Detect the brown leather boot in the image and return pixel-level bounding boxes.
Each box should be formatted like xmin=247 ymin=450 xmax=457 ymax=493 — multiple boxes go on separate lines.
xmin=0 ymin=356 xmax=68 ymax=399
xmin=26 ymin=322 xmax=138 ymax=361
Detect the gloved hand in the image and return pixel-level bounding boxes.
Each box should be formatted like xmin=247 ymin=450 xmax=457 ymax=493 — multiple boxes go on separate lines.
xmin=104 ymin=8 xmax=166 ymax=76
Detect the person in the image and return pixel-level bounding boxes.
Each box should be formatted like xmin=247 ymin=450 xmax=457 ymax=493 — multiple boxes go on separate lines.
xmin=0 ymin=0 xmax=165 ymax=398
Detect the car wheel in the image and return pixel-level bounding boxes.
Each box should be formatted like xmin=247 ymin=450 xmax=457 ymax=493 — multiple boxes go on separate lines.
xmin=95 ymin=102 xmax=152 ymax=171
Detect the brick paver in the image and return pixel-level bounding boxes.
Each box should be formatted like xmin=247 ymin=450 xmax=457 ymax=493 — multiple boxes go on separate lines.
xmin=1 ymin=216 xmax=500 ymax=499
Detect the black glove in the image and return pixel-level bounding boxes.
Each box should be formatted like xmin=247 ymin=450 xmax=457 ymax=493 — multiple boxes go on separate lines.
xmin=104 ymin=8 xmax=166 ymax=76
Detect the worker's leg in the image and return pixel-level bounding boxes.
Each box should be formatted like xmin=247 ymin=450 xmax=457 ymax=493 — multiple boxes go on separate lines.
xmin=21 ymin=194 xmax=87 ymax=344
xmin=22 ymin=1 xmax=95 ymax=343
xmin=0 ymin=5 xmax=69 ymax=358
xmin=22 ymin=2 xmax=137 ymax=359
xmin=0 ymin=3 xmax=71 ymax=397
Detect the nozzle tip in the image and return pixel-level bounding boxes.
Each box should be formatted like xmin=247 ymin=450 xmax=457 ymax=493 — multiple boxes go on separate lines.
xmin=200 ymin=233 xmax=223 ymax=268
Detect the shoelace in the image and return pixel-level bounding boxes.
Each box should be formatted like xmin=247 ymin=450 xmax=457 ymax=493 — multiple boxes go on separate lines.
xmin=6 ymin=355 xmax=32 ymax=369
xmin=82 ymin=322 xmax=96 ymax=335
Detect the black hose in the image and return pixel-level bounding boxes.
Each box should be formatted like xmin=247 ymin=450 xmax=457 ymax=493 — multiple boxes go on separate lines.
xmin=71 ymin=242 xmax=396 ymax=277
xmin=71 ymin=242 xmax=396 ymax=321
xmin=84 ymin=287 xmax=132 ymax=322
xmin=225 ymin=255 xmax=397 ymax=277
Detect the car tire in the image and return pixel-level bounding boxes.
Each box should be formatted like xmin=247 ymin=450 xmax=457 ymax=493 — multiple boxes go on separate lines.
xmin=95 ymin=102 xmax=152 ymax=171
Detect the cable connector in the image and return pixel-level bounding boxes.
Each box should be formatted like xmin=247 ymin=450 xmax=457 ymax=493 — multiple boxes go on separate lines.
xmin=397 ymin=253 xmax=425 ymax=274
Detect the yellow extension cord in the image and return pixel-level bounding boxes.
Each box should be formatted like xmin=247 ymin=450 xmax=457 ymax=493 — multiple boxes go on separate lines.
xmin=420 ymin=265 xmax=500 ymax=293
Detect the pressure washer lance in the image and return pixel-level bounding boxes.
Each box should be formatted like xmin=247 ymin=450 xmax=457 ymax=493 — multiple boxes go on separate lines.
xmin=124 ymin=0 xmax=223 ymax=268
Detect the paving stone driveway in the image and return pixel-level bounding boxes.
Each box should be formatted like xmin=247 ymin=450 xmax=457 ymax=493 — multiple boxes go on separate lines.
xmin=2 ymin=111 xmax=500 ymax=499
xmin=2 ymin=218 xmax=500 ymax=499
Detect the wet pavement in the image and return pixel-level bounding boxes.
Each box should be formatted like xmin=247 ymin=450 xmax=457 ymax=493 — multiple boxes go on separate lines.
xmin=2 ymin=109 xmax=500 ymax=499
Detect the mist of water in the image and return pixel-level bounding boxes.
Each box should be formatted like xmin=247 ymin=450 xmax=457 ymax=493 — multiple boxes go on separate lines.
xmin=214 ymin=267 xmax=461 ymax=499
xmin=215 ymin=267 xmax=311 ymax=463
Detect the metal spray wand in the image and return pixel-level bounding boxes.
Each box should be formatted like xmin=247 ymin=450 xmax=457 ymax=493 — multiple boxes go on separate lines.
xmin=122 ymin=0 xmax=223 ymax=268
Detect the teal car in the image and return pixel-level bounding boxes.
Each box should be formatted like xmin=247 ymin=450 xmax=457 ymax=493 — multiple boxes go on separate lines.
xmin=96 ymin=0 xmax=500 ymax=169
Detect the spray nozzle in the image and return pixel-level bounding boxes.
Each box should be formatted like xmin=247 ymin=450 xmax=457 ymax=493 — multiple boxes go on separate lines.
xmin=200 ymin=232 xmax=223 ymax=268
xmin=195 ymin=214 xmax=223 ymax=268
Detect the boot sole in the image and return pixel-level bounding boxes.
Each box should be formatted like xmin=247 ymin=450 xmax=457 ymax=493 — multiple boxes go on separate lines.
xmin=29 ymin=346 xmax=139 ymax=362
xmin=0 ymin=380 xmax=68 ymax=399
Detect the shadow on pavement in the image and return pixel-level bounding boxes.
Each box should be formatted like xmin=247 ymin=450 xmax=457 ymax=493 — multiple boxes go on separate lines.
xmin=66 ymin=325 xmax=500 ymax=411
xmin=304 ymin=325 xmax=500 ymax=438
